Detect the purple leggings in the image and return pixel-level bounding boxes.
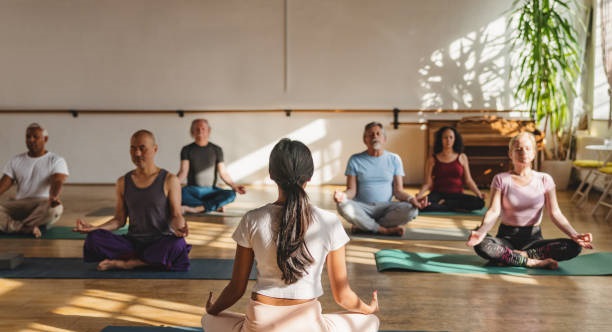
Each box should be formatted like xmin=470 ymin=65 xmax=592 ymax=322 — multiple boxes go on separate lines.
xmin=83 ymin=229 xmax=191 ymax=271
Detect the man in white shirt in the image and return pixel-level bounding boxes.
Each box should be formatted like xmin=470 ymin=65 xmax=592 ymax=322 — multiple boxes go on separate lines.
xmin=0 ymin=123 xmax=69 ymax=238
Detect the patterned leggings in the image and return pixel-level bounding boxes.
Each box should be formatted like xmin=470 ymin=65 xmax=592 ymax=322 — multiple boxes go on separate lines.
xmin=474 ymin=224 xmax=581 ymax=266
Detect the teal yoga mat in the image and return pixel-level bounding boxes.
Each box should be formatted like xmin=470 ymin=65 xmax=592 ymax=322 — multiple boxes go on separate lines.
xmin=350 ymin=228 xmax=470 ymax=241
xmin=100 ymin=326 xmax=436 ymax=332
xmin=375 ymin=249 xmax=612 ymax=276
xmin=418 ymin=206 xmax=486 ymax=216
xmin=0 ymin=257 xmax=255 ymax=279
xmin=0 ymin=225 xmax=128 ymax=240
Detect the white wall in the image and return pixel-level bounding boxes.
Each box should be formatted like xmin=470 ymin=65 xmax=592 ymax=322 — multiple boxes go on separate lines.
xmin=0 ymin=1 xmax=517 ymax=184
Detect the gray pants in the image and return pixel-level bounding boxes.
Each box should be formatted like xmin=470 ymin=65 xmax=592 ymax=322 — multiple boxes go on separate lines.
xmin=0 ymin=198 xmax=63 ymax=234
xmin=336 ymin=200 xmax=418 ymax=233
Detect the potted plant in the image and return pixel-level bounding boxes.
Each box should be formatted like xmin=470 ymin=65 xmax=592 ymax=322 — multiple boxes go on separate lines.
xmin=509 ymin=0 xmax=587 ymax=188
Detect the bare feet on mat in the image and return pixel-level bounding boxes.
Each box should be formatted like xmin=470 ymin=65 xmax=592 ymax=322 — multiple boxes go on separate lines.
xmin=350 ymin=225 xmax=372 ymax=235
xmin=527 ymin=258 xmax=559 ymax=270
xmin=97 ymin=258 xmax=147 ymax=271
xmin=181 ymin=205 xmax=205 ymax=214
xmin=378 ymin=226 xmax=405 ymax=237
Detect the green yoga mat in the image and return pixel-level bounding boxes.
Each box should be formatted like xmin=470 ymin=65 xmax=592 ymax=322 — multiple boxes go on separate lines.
xmin=100 ymin=326 xmax=434 ymax=332
xmin=418 ymin=206 xmax=486 ymax=216
xmin=375 ymin=249 xmax=612 ymax=276
xmin=0 ymin=225 xmax=128 ymax=239
xmin=350 ymin=228 xmax=470 ymax=241
xmin=0 ymin=257 xmax=255 ymax=279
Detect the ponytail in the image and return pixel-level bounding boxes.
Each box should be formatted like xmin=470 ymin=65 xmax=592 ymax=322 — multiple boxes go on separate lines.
xmin=269 ymin=139 xmax=315 ymax=284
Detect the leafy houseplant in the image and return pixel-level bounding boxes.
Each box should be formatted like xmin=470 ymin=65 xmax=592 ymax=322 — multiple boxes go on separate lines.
xmin=509 ymin=0 xmax=585 ymax=161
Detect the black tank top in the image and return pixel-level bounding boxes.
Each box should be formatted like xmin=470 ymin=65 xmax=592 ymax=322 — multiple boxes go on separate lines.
xmin=124 ymin=168 xmax=172 ymax=244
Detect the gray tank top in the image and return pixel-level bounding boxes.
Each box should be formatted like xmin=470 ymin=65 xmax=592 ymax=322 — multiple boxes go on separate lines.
xmin=124 ymin=168 xmax=173 ymax=244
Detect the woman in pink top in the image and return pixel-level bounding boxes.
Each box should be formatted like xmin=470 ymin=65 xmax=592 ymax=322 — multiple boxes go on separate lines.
xmin=466 ymin=132 xmax=593 ymax=269
xmin=416 ymin=126 xmax=485 ymax=212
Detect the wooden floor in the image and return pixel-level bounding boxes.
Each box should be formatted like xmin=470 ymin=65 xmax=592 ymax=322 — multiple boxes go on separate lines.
xmin=0 ymin=184 xmax=610 ymax=332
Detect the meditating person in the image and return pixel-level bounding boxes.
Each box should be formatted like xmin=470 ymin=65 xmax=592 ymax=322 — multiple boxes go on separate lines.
xmin=0 ymin=123 xmax=69 ymax=238
xmin=416 ymin=126 xmax=485 ymax=212
xmin=202 ymin=138 xmax=379 ymax=332
xmin=334 ymin=121 xmax=428 ymax=236
xmin=466 ymin=132 xmax=593 ymax=269
xmin=74 ymin=130 xmax=191 ymax=271
xmin=177 ymin=119 xmax=246 ymax=214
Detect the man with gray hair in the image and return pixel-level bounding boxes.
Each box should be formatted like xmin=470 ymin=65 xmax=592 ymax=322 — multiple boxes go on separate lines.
xmin=334 ymin=121 xmax=428 ymax=236
xmin=0 ymin=123 xmax=69 ymax=238
xmin=177 ymin=119 xmax=246 ymax=214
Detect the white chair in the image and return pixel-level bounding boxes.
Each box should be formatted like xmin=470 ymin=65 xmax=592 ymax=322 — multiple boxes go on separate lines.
xmin=591 ymin=166 xmax=612 ymax=220
xmin=571 ymin=159 xmax=605 ymax=206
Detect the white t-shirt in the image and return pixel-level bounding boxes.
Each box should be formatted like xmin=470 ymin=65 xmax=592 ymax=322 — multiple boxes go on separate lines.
xmin=232 ymin=203 xmax=350 ymax=299
xmin=3 ymin=152 xmax=69 ymax=200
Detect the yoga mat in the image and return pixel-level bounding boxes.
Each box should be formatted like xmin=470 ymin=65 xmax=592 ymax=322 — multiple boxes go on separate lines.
xmin=100 ymin=326 xmax=434 ymax=332
xmin=375 ymin=249 xmax=612 ymax=276
xmin=418 ymin=206 xmax=486 ymax=216
xmin=0 ymin=225 xmax=128 ymax=240
xmin=0 ymin=258 xmax=256 ymax=279
xmin=350 ymin=228 xmax=470 ymax=241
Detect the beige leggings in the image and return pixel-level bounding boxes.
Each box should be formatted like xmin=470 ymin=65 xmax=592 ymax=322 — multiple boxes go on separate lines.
xmin=202 ymin=299 xmax=379 ymax=332
xmin=0 ymin=198 xmax=63 ymax=233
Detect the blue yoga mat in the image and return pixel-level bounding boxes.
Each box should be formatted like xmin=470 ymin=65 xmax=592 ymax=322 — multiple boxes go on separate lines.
xmin=100 ymin=326 xmax=435 ymax=332
xmin=0 ymin=257 xmax=255 ymax=279
xmin=375 ymin=249 xmax=612 ymax=276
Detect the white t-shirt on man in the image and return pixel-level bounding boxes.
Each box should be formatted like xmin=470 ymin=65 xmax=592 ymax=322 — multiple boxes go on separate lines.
xmin=3 ymin=152 xmax=69 ymax=200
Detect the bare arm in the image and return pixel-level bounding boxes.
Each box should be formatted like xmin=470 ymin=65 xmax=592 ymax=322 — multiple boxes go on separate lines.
xmin=176 ymin=160 xmax=189 ymax=184
xmin=327 ymin=246 xmax=378 ymax=314
xmin=74 ymin=176 xmax=127 ymax=233
xmin=217 ymin=162 xmax=246 ymax=194
xmin=0 ymin=175 xmax=14 ymax=197
xmin=166 ymin=172 xmax=188 ymax=237
xmin=459 ymin=154 xmax=484 ymax=199
xmin=545 ymin=189 xmax=593 ymax=249
xmin=416 ymin=156 xmax=435 ymax=199
xmin=466 ymin=186 xmax=501 ymax=246
xmin=333 ymin=175 xmax=357 ymax=203
xmin=205 ymin=245 xmax=254 ymax=315
xmin=48 ymin=173 xmax=68 ymax=207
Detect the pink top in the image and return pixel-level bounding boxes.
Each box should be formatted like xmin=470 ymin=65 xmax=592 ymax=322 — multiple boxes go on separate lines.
xmin=492 ymin=171 xmax=555 ymax=227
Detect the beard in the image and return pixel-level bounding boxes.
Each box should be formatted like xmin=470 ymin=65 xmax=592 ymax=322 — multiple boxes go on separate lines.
xmin=372 ymin=140 xmax=382 ymax=150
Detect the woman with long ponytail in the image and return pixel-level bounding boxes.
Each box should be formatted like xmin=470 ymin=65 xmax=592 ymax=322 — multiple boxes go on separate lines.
xmin=203 ymin=138 xmax=379 ymax=332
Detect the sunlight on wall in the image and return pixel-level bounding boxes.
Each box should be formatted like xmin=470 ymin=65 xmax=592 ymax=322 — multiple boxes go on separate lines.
xmin=226 ymin=119 xmax=338 ymax=184
xmin=420 ymin=16 xmax=510 ymax=110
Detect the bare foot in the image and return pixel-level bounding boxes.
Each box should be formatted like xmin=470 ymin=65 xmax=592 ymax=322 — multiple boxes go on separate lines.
xmin=97 ymin=258 xmax=147 ymax=271
xmin=32 ymin=226 xmax=42 ymax=239
xmin=181 ymin=205 xmax=205 ymax=214
xmin=97 ymin=259 xmax=126 ymax=271
xmin=216 ymin=206 xmax=225 ymax=213
xmin=350 ymin=225 xmax=373 ymax=235
xmin=378 ymin=226 xmax=405 ymax=237
xmin=526 ymin=258 xmax=559 ymax=269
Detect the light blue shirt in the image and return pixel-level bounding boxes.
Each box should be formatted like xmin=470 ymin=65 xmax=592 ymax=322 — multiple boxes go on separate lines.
xmin=345 ymin=150 xmax=405 ymax=203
